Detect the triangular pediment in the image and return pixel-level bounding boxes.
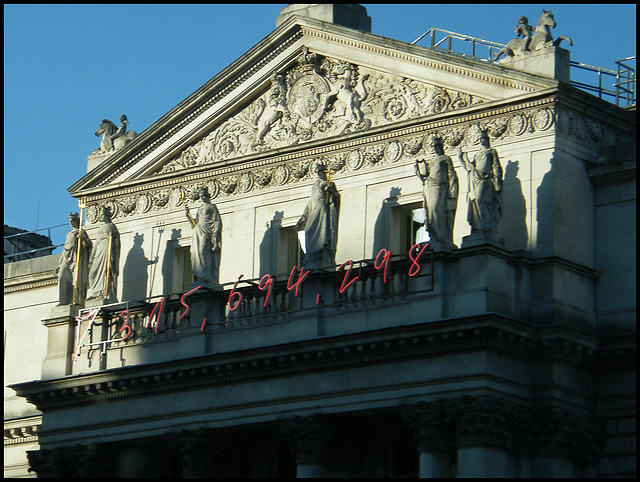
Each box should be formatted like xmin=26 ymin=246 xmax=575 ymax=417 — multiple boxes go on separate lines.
xmin=69 ymin=15 xmax=556 ymax=196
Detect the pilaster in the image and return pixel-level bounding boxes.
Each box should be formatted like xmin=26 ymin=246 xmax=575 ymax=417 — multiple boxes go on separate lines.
xmin=41 ymin=304 xmax=80 ymax=379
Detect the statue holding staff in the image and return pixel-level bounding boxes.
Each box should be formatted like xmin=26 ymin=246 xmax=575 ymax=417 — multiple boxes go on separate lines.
xmin=296 ymin=162 xmax=340 ymax=268
xmin=54 ymin=211 xmax=92 ymax=306
xmin=185 ymin=187 xmax=223 ymax=285
xmin=86 ymin=207 xmax=120 ymax=303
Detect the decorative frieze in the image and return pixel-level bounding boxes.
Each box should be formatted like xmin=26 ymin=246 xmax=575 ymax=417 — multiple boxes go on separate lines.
xmin=84 ymin=101 xmax=569 ymax=223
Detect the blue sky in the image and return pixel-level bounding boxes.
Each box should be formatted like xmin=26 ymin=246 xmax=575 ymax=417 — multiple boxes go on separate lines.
xmin=4 ymin=4 xmax=636 ymax=251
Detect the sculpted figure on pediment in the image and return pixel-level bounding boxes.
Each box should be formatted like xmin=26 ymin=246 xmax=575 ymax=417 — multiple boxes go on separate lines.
xmin=494 ymin=10 xmax=573 ymax=61
xmin=255 ymin=73 xmax=290 ymax=143
xmin=94 ymin=115 xmax=137 ymax=153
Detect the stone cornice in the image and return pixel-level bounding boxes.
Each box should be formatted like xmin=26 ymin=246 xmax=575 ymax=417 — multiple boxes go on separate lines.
xmin=4 ymin=415 xmax=41 ymax=446
xmin=4 ymin=271 xmax=57 ymax=294
xmin=299 ymin=25 xmax=542 ymax=94
xmin=11 ymin=314 xmax=601 ymax=411
xmin=588 ymin=160 xmax=636 ymax=186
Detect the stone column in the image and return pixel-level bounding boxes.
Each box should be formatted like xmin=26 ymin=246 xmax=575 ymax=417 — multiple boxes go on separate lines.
xmin=280 ymin=415 xmax=333 ymax=478
xmin=167 ymin=429 xmax=224 ymax=478
xmin=450 ymin=396 xmax=516 ymax=478
xmin=401 ymin=401 xmax=453 ymax=478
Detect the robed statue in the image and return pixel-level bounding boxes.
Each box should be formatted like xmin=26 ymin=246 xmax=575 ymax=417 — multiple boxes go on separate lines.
xmin=55 ymin=212 xmax=92 ymax=305
xmin=86 ymin=207 xmax=121 ymax=303
xmin=296 ymin=162 xmax=341 ymax=268
xmin=458 ymin=129 xmax=503 ymax=235
xmin=185 ymin=187 xmax=223 ymax=285
xmin=415 ymin=135 xmax=459 ymax=251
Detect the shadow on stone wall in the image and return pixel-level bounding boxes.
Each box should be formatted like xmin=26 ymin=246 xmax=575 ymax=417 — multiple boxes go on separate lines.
xmin=500 ymin=160 xmax=528 ymax=250
xmin=372 ymin=187 xmax=402 ymax=256
xmin=161 ymin=228 xmax=183 ymax=296
xmin=259 ymin=211 xmax=284 ymax=277
xmin=536 ymin=157 xmax=554 ymax=256
xmin=121 ymin=233 xmax=158 ymax=302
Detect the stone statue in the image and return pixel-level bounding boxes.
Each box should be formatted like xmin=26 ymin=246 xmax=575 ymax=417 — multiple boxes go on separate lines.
xmin=296 ymin=162 xmax=341 ymax=268
xmin=54 ymin=212 xmax=92 ymax=306
xmin=185 ymin=187 xmax=222 ymax=285
xmin=493 ymin=10 xmax=573 ymax=60
xmin=95 ymin=115 xmax=137 ymax=152
xmin=86 ymin=207 xmax=121 ymax=303
xmin=514 ymin=16 xmax=535 ymax=51
xmin=414 ymin=135 xmax=459 ymax=251
xmin=325 ymin=62 xmax=370 ymax=125
xmin=255 ymin=74 xmax=290 ymax=143
xmin=458 ymin=129 xmax=503 ymax=236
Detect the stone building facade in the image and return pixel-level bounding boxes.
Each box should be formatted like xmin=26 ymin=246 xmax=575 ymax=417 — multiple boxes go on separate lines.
xmin=4 ymin=5 xmax=635 ymax=478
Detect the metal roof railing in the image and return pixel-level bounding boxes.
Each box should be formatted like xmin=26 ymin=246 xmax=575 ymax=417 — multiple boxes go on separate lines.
xmin=4 ymin=224 xmax=66 ymax=262
xmin=570 ymin=56 xmax=636 ymax=108
xmin=411 ymin=28 xmax=505 ymax=62
xmin=412 ymin=28 xmax=636 ymax=108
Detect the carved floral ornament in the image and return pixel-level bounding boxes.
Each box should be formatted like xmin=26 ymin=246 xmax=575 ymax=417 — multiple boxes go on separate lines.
xmin=83 ymin=103 xmax=618 ymax=224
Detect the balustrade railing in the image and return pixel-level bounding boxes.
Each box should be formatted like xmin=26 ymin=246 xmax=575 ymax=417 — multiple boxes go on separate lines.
xmin=72 ymin=249 xmax=435 ymax=362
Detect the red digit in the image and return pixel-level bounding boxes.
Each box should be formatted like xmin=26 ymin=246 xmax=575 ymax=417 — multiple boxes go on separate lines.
xmin=228 ymin=275 xmax=244 ymax=311
xmin=146 ymin=297 xmax=165 ymax=332
xmin=408 ymin=243 xmax=430 ymax=277
xmin=287 ymin=266 xmax=310 ymax=297
xmin=338 ymin=259 xmax=359 ymax=293
xmin=200 ymin=318 xmax=207 ymax=332
xmin=258 ymin=274 xmax=273 ymax=307
xmin=374 ymin=248 xmax=391 ymax=283
xmin=118 ymin=310 xmax=132 ymax=341
xmin=180 ymin=285 xmax=202 ymax=319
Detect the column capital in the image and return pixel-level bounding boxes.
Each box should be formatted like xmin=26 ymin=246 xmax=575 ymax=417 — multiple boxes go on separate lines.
xmin=167 ymin=428 xmax=227 ymax=477
xmin=401 ymin=400 xmax=453 ymax=452
xmin=279 ymin=414 xmax=334 ymax=467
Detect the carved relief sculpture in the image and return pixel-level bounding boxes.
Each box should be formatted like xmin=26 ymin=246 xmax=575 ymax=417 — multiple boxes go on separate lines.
xmin=415 ymin=135 xmax=459 ymax=251
xmin=494 ymin=10 xmax=573 ymax=60
xmin=296 ymin=163 xmax=340 ymax=269
xmin=185 ymin=187 xmax=223 ymax=286
xmin=458 ymin=129 xmax=503 ymax=236
xmin=86 ymin=207 xmax=120 ymax=303
xmin=55 ymin=212 xmax=92 ymax=305
xmin=155 ymin=47 xmax=483 ymax=175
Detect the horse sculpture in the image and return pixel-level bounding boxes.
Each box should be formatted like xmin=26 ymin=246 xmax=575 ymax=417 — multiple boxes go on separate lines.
xmin=493 ymin=10 xmax=573 ymax=61
xmin=95 ymin=118 xmax=137 ymax=152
